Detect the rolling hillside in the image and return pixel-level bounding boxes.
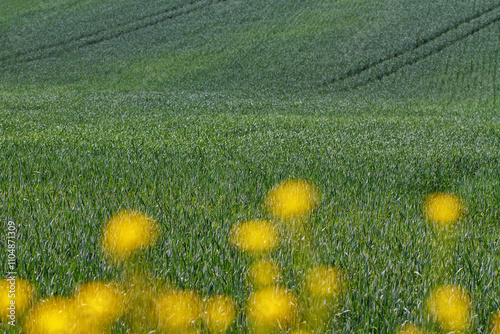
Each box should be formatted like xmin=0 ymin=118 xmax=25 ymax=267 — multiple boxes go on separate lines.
xmin=0 ymin=1 xmax=499 ymax=333
xmin=0 ymin=0 xmax=498 ymax=104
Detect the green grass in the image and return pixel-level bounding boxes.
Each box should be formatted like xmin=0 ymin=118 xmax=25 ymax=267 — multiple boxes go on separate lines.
xmin=0 ymin=0 xmax=499 ymax=332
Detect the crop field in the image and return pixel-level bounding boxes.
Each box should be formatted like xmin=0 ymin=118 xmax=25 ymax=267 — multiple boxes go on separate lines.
xmin=0 ymin=0 xmax=499 ymax=333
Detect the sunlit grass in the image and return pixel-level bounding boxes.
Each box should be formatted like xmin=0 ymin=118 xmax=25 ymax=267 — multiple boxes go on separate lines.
xmin=1 ymin=106 xmax=499 ymax=333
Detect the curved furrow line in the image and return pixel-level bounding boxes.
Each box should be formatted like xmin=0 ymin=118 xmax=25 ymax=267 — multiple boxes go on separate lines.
xmin=343 ymin=12 xmax=500 ymax=91
xmin=0 ymin=0 xmax=226 ymax=66
xmin=321 ymin=2 xmax=500 ymax=90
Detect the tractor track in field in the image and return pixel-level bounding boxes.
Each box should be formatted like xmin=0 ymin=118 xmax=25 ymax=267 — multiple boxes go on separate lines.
xmin=1 ymin=0 xmax=498 ymax=91
xmin=0 ymin=0 xmax=226 ymax=66
xmin=321 ymin=2 xmax=500 ymax=91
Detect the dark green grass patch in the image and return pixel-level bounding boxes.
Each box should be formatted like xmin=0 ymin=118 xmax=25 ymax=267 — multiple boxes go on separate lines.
xmin=0 ymin=0 xmax=498 ymax=102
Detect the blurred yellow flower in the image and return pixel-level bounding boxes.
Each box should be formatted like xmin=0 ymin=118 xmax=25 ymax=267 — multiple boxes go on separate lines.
xmin=306 ymin=266 xmax=346 ymax=297
xmin=266 ymin=179 xmax=319 ymax=219
xmin=230 ymin=220 xmax=277 ymax=255
xmin=155 ymin=290 xmax=201 ymax=333
xmin=248 ymin=259 xmax=281 ymax=287
xmin=396 ymin=323 xmax=425 ymax=334
xmin=122 ymin=274 xmax=164 ymax=333
xmin=72 ymin=281 xmax=124 ymax=332
xmin=102 ymin=209 xmax=159 ymax=260
xmin=0 ymin=278 xmax=34 ymax=320
xmin=290 ymin=330 xmax=313 ymax=334
xmin=24 ymin=297 xmax=75 ymax=334
xmin=427 ymin=285 xmax=471 ymax=331
xmin=247 ymin=286 xmax=297 ymax=330
xmin=491 ymin=310 xmax=500 ymax=334
xmin=202 ymin=295 xmax=236 ymax=333
xmin=423 ymin=193 xmax=463 ymax=227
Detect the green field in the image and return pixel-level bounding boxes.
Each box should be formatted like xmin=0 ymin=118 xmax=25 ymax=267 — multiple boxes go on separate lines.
xmin=1 ymin=0 xmax=500 ymax=333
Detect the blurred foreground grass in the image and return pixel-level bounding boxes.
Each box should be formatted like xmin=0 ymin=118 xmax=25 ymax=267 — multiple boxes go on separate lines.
xmin=1 ymin=92 xmax=499 ymax=332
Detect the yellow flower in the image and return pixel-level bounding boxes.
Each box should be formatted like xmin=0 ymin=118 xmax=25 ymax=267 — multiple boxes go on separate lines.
xmin=230 ymin=220 xmax=277 ymax=255
xmin=72 ymin=281 xmax=124 ymax=332
xmin=24 ymin=297 xmax=75 ymax=334
xmin=0 ymin=278 xmax=35 ymax=320
xmin=396 ymin=323 xmax=426 ymax=334
xmin=266 ymin=179 xmax=319 ymax=219
xmin=202 ymin=295 xmax=236 ymax=333
xmin=247 ymin=286 xmax=297 ymax=329
xmin=102 ymin=209 xmax=159 ymax=260
xmin=306 ymin=266 xmax=346 ymax=297
xmin=490 ymin=310 xmax=500 ymax=334
xmin=423 ymin=193 xmax=463 ymax=227
xmin=290 ymin=330 xmax=313 ymax=334
xmin=155 ymin=290 xmax=201 ymax=332
xmin=248 ymin=259 xmax=281 ymax=287
xmin=427 ymin=285 xmax=471 ymax=331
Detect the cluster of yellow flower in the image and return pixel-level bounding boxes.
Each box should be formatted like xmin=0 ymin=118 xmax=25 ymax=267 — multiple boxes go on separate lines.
xmin=25 ymin=282 xmax=123 ymax=334
xmin=0 ymin=278 xmax=124 ymax=333
xmin=396 ymin=193 xmax=499 ymax=334
xmin=1 ymin=185 xmax=499 ymax=333
xmin=0 ymin=209 xmax=238 ymax=333
xmin=0 ymin=277 xmax=239 ymax=333
xmin=230 ymin=179 xmax=347 ymax=333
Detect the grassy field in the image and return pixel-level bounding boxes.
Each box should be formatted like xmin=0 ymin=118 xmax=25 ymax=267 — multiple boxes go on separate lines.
xmin=1 ymin=0 xmax=499 ymax=333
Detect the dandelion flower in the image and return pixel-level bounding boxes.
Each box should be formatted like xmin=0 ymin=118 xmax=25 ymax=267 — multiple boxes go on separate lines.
xmin=266 ymin=179 xmax=319 ymax=220
xmin=427 ymin=285 xmax=471 ymax=331
xmin=306 ymin=266 xmax=346 ymax=297
xmin=24 ymin=297 xmax=75 ymax=334
xmin=396 ymin=323 xmax=426 ymax=334
xmin=102 ymin=209 xmax=159 ymax=260
xmin=230 ymin=220 xmax=277 ymax=255
xmin=247 ymin=286 xmax=297 ymax=329
xmin=72 ymin=281 xmax=124 ymax=331
xmin=202 ymin=295 xmax=236 ymax=333
xmin=424 ymin=193 xmax=463 ymax=228
xmin=123 ymin=274 xmax=164 ymax=333
xmin=248 ymin=259 xmax=281 ymax=287
xmin=155 ymin=290 xmax=201 ymax=332
xmin=490 ymin=310 xmax=500 ymax=334
xmin=0 ymin=278 xmax=34 ymax=320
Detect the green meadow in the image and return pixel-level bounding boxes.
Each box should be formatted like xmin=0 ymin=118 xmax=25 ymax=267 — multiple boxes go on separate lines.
xmin=1 ymin=0 xmax=499 ymax=332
